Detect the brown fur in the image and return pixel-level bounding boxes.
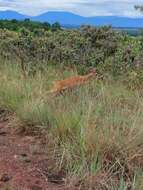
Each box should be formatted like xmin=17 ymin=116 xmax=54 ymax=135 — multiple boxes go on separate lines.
xmin=48 ymin=69 xmax=96 ymax=95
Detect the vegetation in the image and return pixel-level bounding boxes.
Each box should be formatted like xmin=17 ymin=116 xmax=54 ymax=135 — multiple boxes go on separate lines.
xmin=135 ymin=5 xmax=143 ymax=12
xmin=1 ymin=20 xmax=143 ymax=189
xmin=0 ymin=19 xmax=61 ymax=32
xmin=1 ymin=24 xmax=143 ymax=77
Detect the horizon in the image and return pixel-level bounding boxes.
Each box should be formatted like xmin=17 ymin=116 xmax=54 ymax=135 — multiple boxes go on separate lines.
xmin=1 ymin=9 xmax=143 ymax=19
xmin=0 ymin=0 xmax=143 ymax=18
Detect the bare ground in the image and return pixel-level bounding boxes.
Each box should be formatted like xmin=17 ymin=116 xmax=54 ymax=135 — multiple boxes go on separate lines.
xmin=0 ymin=117 xmax=68 ymax=190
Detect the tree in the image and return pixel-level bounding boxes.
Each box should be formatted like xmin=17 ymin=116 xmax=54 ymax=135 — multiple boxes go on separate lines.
xmin=135 ymin=5 xmax=143 ymax=12
xmin=24 ymin=18 xmax=31 ymax=22
xmin=51 ymin=22 xmax=61 ymax=31
xmin=43 ymin=22 xmax=51 ymax=30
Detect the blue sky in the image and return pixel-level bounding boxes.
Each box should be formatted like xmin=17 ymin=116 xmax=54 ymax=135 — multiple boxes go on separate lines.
xmin=0 ymin=0 xmax=143 ymax=17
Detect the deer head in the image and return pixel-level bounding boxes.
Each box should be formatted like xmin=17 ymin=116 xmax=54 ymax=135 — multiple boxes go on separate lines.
xmin=87 ymin=68 xmax=97 ymax=78
xmin=90 ymin=68 xmax=96 ymax=74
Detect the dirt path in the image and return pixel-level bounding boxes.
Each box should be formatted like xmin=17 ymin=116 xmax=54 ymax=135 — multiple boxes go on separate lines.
xmin=0 ymin=119 xmax=66 ymax=190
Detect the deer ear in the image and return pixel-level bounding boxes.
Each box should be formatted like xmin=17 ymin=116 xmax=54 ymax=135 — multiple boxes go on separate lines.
xmin=89 ymin=68 xmax=96 ymax=73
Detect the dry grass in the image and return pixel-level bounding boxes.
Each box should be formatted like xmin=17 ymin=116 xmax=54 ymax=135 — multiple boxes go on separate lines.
xmin=1 ymin=64 xmax=143 ymax=189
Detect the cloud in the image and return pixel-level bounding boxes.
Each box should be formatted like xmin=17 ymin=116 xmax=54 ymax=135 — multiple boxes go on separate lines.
xmin=75 ymin=0 xmax=143 ymax=17
xmin=0 ymin=0 xmax=143 ymax=17
xmin=0 ymin=0 xmax=83 ymax=14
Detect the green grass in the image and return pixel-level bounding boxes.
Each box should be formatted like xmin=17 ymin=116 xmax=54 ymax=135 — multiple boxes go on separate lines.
xmin=1 ymin=64 xmax=143 ymax=189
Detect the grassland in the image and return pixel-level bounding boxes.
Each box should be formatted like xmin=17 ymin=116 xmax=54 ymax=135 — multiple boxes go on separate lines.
xmin=0 ymin=21 xmax=143 ymax=189
xmin=1 ymin=63 xmax=143 ymax=189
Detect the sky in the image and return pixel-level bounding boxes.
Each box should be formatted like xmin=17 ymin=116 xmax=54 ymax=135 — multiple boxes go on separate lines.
xmin=0 ymin=0 xmax=143 ymax=17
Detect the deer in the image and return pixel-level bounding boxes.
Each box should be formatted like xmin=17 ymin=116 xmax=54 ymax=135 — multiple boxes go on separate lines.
xmin=48 ymin=68 xmax=97 ymax=95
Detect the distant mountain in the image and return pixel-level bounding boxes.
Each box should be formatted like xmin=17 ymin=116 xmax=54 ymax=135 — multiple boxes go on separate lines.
xmin=33 ymin=11 xmax=86 ymax=26
xmin=34 ymin=12 xmax=143 ymax=28
xmin=0 ymin=10 xmax=143 ymax=28
xmin=0 ymin=10 xmax=28 ymax=20
xmin=87 ymin=16 xmax=143 ymax=28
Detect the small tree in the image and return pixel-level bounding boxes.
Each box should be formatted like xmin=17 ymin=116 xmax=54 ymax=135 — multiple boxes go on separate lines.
xmin=135 ymin=5 xmax=143 ymax=12
xmin=51 ymin=22 xmax=61 ymax=31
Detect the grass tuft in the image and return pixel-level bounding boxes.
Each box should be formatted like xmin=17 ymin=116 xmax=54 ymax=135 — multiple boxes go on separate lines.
xmin=1 ymin=64 xmax=143 ymax=189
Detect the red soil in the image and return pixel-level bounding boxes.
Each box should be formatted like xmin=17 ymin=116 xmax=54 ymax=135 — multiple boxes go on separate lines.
xmin=0 ymin=120 xmax=66 ymax=190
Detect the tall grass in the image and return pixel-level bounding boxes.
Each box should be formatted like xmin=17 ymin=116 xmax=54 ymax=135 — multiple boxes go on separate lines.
xmin=0 ymin=64 xmax=143 ymax=189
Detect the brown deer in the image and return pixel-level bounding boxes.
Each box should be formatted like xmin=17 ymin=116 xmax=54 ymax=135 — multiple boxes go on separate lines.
xmin=48 ymin=68 xmax=97 ymax=95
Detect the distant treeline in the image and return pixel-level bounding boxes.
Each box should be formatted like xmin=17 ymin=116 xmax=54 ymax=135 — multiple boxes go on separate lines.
xmin=0 ymin=19 xmax=61 ymax=32
xmin=113 ymin=27 xmax=142 ymax=37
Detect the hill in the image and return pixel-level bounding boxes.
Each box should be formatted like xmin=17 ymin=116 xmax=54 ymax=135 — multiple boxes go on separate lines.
xmin=34 ymin=12 xmax=143 ymax=28
xmin=0 ymin=10 xmax=143 ymax=28
xmin=0 ymin=10 xmax=28 ymax=20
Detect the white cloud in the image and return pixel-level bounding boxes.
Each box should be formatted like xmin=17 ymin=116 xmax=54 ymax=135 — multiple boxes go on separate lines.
xmin=0 ymin=0 xmax=143 ymax=17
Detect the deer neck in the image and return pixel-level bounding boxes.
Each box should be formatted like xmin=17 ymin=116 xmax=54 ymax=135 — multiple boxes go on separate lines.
xmin=86 ymin=73 xmax=94 ymax=79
